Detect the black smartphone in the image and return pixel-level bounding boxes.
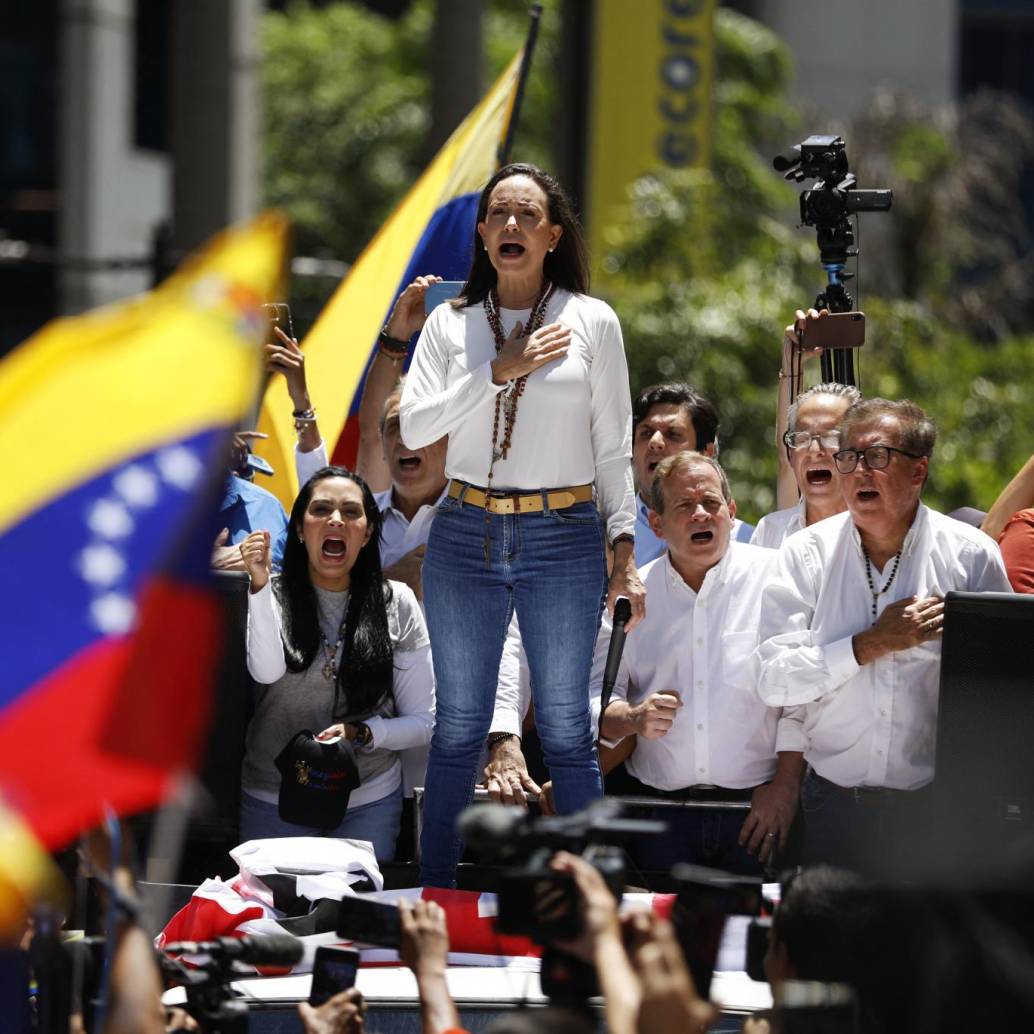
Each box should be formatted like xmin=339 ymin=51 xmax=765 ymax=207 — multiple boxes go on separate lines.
xmin=800 ymin=310 xmax=865 ymax=350
xmin=263 ymin=302 xmax=295 ymax=346
xmin=308 ymin=946 xmax=360 ymax=1006
xmin=335 ymin=896 xmax=402 ymax=949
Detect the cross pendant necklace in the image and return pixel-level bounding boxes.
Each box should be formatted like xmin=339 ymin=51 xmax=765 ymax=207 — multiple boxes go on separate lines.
xmin=319 ymin=620 xmax=346 ymax=681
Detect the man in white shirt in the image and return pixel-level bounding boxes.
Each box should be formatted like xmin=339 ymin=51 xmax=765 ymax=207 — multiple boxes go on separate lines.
xmin=632 ymin=383 xmax=753 ymax=566
xmin=593 ymin=451 xmax=803 ymax=875
xmin=755 ymin=398 xmax=1011 ymax=876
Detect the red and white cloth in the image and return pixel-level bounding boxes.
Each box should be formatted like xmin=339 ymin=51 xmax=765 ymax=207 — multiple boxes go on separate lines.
xmin=157 ymin=837 xmax=673 ymax=972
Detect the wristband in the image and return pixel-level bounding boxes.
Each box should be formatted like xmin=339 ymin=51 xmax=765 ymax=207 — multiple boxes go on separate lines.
xmin=487 ymin=731 xmax=519 ymax=750
xmin=610 ymin=533 xmax=634 ymax=548
xmin=378 ymin=329 xmax=410 ymax=355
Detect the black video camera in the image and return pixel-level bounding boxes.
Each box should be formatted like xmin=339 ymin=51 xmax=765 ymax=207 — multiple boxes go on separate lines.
xmin=160 ymin=935 xmax=303 ymax=1034
xmin=459 ymin=798 xmax=665 ymax=943
xmin=773 ymin=135 xmax=892 ymax=267
xmin=459 ymin=799 xmax=665 ymax=1004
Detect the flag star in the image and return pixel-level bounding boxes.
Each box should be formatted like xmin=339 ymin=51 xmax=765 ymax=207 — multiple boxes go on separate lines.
xmin=90 ymin=593 xmax=137 ymax=635
xmin=114 ymin=464 xmax=159 ymax=508
xmin=157 ymin=446 xmax=202 ymax=491
xmin=87 ymin=498 xmax=134 ymax=539
xmin=192 ymin=274 xmax=224 ymax=309
xmin=78 ymin=544 xmax=126 ymax=587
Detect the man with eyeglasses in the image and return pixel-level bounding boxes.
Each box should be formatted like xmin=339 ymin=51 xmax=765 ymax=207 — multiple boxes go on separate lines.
xmin=752 ymin=382 xmax=861 ymax=548
xmin=754 ymin=398 xmax=1010 ymax=876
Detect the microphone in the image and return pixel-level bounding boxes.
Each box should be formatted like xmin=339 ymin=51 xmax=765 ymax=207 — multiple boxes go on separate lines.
xmin=162 ymin=934 xmax=304 ymax=968
xmin=598 ymin=597 xmax=632 ymax=743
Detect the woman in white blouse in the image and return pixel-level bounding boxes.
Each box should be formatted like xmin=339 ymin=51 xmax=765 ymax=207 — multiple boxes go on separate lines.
xmin=238 ymin=466 xmax=434 ymax=859
xmin=400 ymin=163 xmax=644 ymax=887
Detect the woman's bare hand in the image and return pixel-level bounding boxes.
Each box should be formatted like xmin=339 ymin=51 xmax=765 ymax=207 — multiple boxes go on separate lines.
xmin=491 ymin=321 xmax=571 ymax=383
xmin=385 ymin=275 xmax=443 ymax=342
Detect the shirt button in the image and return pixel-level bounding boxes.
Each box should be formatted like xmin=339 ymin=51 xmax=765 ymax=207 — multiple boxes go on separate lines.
xmin=697 ymin=723 xmax=704 ymax=731
xmin=696 ymin=680 xmax=704 ymax=689
xmin=696 ymin=638 xmax=703 ymax=646
xmin=699 ymin=767 xmax=705 ymax=774
xmin=876 ymin=749 xmax=883 ymax=755
xmin=880 ymin=709 xmax=887 ymax=717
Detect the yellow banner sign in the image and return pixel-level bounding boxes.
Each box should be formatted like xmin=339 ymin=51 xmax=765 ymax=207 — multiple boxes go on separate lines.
xmin=586 ymin=0 xmax=715 ymax=281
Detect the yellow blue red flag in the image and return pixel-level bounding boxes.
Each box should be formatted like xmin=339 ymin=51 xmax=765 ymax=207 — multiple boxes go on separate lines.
xmin=0 ymin=213 xmax=288 ymax=849
xmin=255 ymin=51 xmax=523 ymax=506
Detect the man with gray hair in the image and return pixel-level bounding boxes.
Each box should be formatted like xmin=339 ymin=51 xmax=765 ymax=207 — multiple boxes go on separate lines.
xmin=755 ymin=398 xmax=1011 ymax=876
xmin=592 ymin=450 xmax=803 ymax=875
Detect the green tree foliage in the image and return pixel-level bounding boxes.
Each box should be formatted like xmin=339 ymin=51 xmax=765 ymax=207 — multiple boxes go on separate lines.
xmin=602 ymin=8 xmax=1034 ymax=522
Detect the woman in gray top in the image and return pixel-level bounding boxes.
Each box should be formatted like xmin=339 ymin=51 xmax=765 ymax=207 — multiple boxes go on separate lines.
xmin=238 ymin=466 xmax=434 ymax=859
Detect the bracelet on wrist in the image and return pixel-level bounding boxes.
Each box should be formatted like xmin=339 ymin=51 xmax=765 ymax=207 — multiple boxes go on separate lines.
xmin=292 ymin=407 xmax=316 ymax=420
xmin=487 ymin=731 xmax=519 ymax=750
xmin=378 ymin=329 xmax=410 ymax=355
xmin=610 ymin=533 xmax=634 ymax=549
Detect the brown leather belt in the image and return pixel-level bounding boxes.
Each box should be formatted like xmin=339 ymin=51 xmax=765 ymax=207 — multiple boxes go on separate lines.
xmin=447 ymin=479 xmax=594 ymax=515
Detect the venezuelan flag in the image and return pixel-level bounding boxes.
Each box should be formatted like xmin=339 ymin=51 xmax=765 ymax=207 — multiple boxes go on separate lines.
xmin=256 ymin=51 xmax=524 ymax=506
xmin=0 ymin=213 xmax=288 ymax=849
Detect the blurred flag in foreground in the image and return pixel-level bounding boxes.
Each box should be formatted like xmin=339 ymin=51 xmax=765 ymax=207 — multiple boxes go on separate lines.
xmin=256 ymin=50 xmax=524 ymax=507
xmin=0 ymin=213 xmax=288 ymax=849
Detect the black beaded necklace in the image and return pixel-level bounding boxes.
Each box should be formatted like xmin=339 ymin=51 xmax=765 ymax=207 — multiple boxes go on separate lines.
xmin=862 ymin=545 xmax=903 ymax=624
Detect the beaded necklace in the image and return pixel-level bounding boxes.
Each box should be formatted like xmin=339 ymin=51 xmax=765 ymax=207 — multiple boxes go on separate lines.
xmin=319 ymin=623 xmax=346 ymax=681
xmin=862 ymin=545 xmax=903 ymax=624
xmin=479 ymin=282 xmax=554 ymax=563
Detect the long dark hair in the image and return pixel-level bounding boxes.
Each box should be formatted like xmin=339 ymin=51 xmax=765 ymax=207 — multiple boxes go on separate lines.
xmin=455 ymin=162 xmax=590 ymax=307
xmin=276 ymin=466 xmax=394 ymax=717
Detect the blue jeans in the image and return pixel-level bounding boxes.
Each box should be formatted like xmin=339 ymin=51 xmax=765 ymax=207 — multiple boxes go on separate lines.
xmin=239 ymin=787 xmax=403 ymax=862
xmin=618 ymin=773 xmax=762 ymax=878
xmin=419 ymin=493 xmax=608 ymax=887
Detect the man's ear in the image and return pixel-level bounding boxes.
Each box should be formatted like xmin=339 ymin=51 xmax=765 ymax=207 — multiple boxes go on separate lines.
xmin=647 ymin=507 xmax=666 ymax=540
xmin=913 ymin=455 xmax=930 ymax=487
xmin=727 ymin=497 xmax=737 ymax=521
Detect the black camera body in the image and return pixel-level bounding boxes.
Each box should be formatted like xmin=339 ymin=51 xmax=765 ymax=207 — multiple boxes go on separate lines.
xmin=460 ymin=799 xmax=664 ymax=944
xmin=496 ymin=843 xmax=626 ymax=942
xmin=459 ymin=800 xmax=665 ymax=1005
xmin=776 ymin=135 xmax=892 ymax=267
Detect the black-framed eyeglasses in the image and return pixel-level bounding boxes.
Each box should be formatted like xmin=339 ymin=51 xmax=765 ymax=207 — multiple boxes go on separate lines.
xmin=783 ymin=429 xmax=841 ymax=451
xmin=833 ymin=444 xmax=926 ymax=474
